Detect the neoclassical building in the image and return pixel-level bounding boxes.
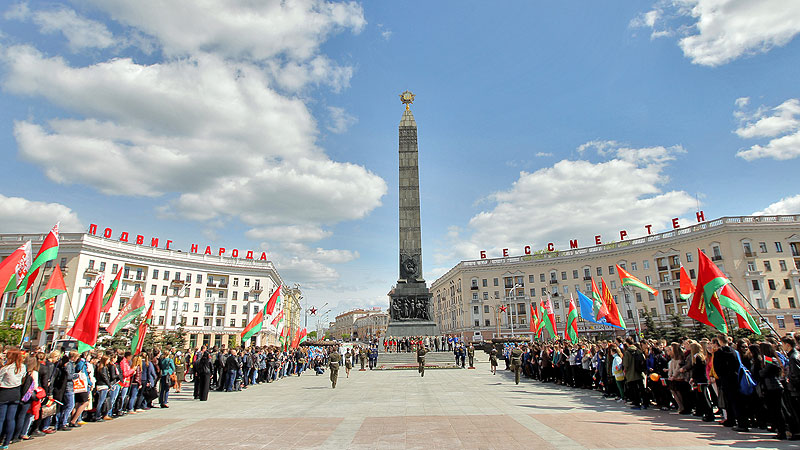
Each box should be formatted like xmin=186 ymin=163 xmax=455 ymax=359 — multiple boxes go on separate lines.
xmin=430 ymin=215 xmax=800 ymax=341
xmin=0 ymin=231 xmax=286 ymax=349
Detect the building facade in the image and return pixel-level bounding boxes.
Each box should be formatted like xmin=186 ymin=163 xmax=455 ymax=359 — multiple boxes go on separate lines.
xmin=353 ymin=312 xmax=389 ymax=341
xmin=0 ymin=232 xmax=286 ymax=349
xmin=331 ymin=308 xmax=383 ymax=341
xmin=430 ymin=215 xmax=800 ymax=341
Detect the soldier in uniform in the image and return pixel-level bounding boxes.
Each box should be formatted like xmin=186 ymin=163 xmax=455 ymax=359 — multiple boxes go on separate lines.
xmin=328 ymin=346 xmax=341 ymax=388
xmin=511 ymin=344 xmax=524 ymax=385
xmin=467 ymin=344 xmax=475 ymax=368
xmin=369 ymin=346 xmax=379 ymax=370
xmin=417 ymin=344 xmax=428 ymax=377
xmin=344 ymin=349 xmax=353 ymax=378
xmin=490 ymin=348 xmax=499 ymax=375
xmin=359 ymin=346 xmax=367 ymax=370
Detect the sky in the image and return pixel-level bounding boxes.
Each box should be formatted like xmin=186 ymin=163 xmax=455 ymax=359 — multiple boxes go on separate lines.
xmin=1 ymin=1 xmax=799 ymax=327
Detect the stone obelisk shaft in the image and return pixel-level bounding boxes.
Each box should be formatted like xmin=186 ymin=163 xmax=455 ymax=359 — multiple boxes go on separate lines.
xmin=398 ymin=108 xmax=423 ymax=282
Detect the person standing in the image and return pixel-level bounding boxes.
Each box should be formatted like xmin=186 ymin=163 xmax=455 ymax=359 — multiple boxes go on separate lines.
xmin=174 ymin=352 xmax=185 ymax=393
xmin=417 ymin=344 xmax=428 ymax=377
xmin=0 ymin=349 xmax=26 ymax=448
xmin=359 ymin=347 xmax=367 ymax=371
xmin=623 ymin=340 xmax=645 ymax=410
xmin=344 ymin=349 xmax=353 ymax=378
xmin=467 ymin=344 xmax=475 ymax=368
xmin=328 ymin=348 xmax=341 ymax=388
xmin=510 ymin=345 xmax=523 ymax=385
xmin=194 ymin=346 xmax=212 ymax=401
xmin=224 ymin=349 xmax=239 ymax=392
xmin=158 ymin=352 xmax=175 ymax=408
xmin=713 ymin=336 xmax=746 ymax=431
xmin=370 ymin=346 xmax=379 ymax=370
xmin=489 ymin=348 xmax=498 ymax=375
xmin=781 ymin=335 xmax=800 ymax=439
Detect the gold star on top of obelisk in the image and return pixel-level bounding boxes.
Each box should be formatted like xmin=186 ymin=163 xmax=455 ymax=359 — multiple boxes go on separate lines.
xmin=399 ymin=90 xmax=415 ymax=110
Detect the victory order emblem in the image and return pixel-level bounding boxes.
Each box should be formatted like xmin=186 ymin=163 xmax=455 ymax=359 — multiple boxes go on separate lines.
xmin=400 ymin=90 xmax=415 ymax=109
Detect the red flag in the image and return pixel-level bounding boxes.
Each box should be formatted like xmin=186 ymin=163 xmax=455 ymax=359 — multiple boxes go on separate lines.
xmin=529 ymin=303 xmax=536 ymax=333
xmin=290 ymin=327 xmax=301 ymax=349
xmin=600 ymin=278 xmax=624 ymax=328
xmin=101 ymin=268 xmax=123 ymax=313
xmin=132 ymin=301 xmax=154 ymax=355
xmin=265 ymin=285 xmax=281 ymax=315
xmin=67 ymin=275 xmax=104 ymax=348
xmin=0 ymin=241 xmax=31 ymax=293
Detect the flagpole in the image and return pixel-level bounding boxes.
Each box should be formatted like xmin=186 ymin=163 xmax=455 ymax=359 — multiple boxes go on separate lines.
xmin=18 ymin=265 xmax=49 ymax=348
xmin=727 ymin=281 xmax=779 ymax=337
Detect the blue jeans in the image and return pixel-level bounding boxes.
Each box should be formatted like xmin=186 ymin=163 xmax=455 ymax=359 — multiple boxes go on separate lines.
xmin=127 ymin=385 xmax=139 ymax=411
xmin=95 ymin=388 xmax=110 ymax=420
xmin=158 ymin=376 xmax=170 ymax=406
xmin=0 ymin=402 xmax=18 ymax=445
xmin=226 ymin=370 xmax=237 ymax=391
xmin=116 ymin=386 xmax=129 ymax=414
xmin=56 ymin=392 xmax=74 ymax=429
xmin=107 ymin=384 xmax=121 ymax=415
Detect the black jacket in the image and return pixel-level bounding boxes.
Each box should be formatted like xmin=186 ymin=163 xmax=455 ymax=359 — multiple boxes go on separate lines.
xmin=787 ymin=349 xmax=800 ymax=396
xmin=713 ymin=346 xmax=739 ymax=388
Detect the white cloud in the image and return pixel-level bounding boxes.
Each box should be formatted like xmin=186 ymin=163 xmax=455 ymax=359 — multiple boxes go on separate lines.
xmin=0 ymin=194 xmax=83 ymax=232
xmin=735 ymin=98 xmax=800 ymax=161
xmin=245 ymin=225 xmax=332 ymax=243
xmin=535 ymin=152 xmax=553 ymax=157
xmin=437 ymin=142 xmax=696 ymax=261
xmin=326 ymin=106 xmax=357 ymax=134
xmin=632 ymin=0 xmax=800 ymax=66
xmin=754 ymin=194 xmax=800 ymax=215
xmin=5 ymin=3 xmax=117 ymax=51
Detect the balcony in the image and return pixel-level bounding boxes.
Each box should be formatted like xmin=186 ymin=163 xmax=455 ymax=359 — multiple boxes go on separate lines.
xmin=744 ymin=250 xmax=757 ymax=258
xmin=744 ymin=271 xmax=763 ymax=278
xmin=470 ymin=285 xmax=479 ymax=290
xmin=549 ymin=279 xmax=558 ymax=285
xmin=249 ymin=286 xmax=262 ymax=294
xmin=711 ymin=255 xmax=723 ymax=261
xmin=218 ymin=282 xmax=228 ymax=288
xmin=583 ymin=276 xmax=592 ymax=281
xmin=170 ymin=279 xmax=186 ymax=287
xmin=670 ymin=263 xmax=680 ymax=269
xmin=207 ymin=281 xmax=217 ymax=288
xmin=84 ymin=268 xmax=100 ymax=277
xmin=657 ymin=266 xmax=669 ymax=271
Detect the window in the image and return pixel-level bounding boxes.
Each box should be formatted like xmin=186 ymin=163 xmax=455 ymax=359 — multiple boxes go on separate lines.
xmin=206 ymin=290 xmax=212 ymax=298
xmin=494 ymin=291 xmax=499 ymax=299
xmin=231 ymin=305 xmax=237 ymax=314
xmin=780 ymin=260 xmax=788 ymax=271
xmin=88 ymin=259 xmax=95 ymax=269
xmin=482 ymin=279 xmax=488 ymax=287
xmin=494 ymin=278 xmax=499 ymax=286
xmin=689 ymin=269 xmax=696 ymax=279
xmin=776 ymin=242 xmax=783 ymax=253
xmin=764 ymin=261 xmax=772 ymax=271
xmin=574 ymin=284 xmax=580 ymax=293
xmin=158 ymin=316 xmax=165 ymax=326
xmin=777 ymin=316 xmax=785 ymax=329
xmin=585 ymin=283 xmax=592 ymax=292
xmin=485 ymin=319 xmax=490 ymax=326
xmin=244 ymin=278 xmax=250 ymax=287
xmin=194 ymin=288 xmax=200 ymax=298
xmin=712 ymin=245 xmax=722 ymax=259
xmin=619 ymin=263 xmax=626 ymax=270
xmin=160 ymin=300 xmax=167 ymax=310
xmin=243 ymin=292 xmax=249 ymax=301
xmin=790 ymin=298 xmax=797 ymax=308
xmin=220 ymin=291 xmax=227 ymax=299
xmin=596 ymin=267 xmax=603 ymax=276
xmin=99 ymin=262 xmax=106 ymax=271
xmin=483 ymin=292 xmax=488 ymax=300
xmin=751 ymin=280 xmax=760 ymax=291
xmin=472 ymin=292 xmax=478 ymax=300
xmin=474 ymin=319 xmax=479 ymax=327
xmin=541 ymin=287 xmax=547 ymax=296
xmin=230 ymin=319 xmax=236 ymax=327
xmin=192 ymin=317 xmax=199 ymax=326
xmin=610 ymin=281 xmax=617 ymax=289
xmin=768 ymin=279 xmax=777 ymax=290
xmin=529 ymin=275 xmax=534 ymax=283
xmin=172 ymin=287 xmax=179 ymax=296
xmin=583 ymin=268 xmax=591 ymax=279
xmin=759 ymin=242 xmax=768 ymax=253
xmin=747 ymin=261 xmax=756 ymax=272
xmin=773 ymin=298 xmax=781 ymax=309
xmin=554 ymin=301 xmax=560 ymax=309
xmin=232 ymin=291 xmax=238 ymax=300
xmin=161 ymin=286 xmax=168 ymax=296
xmin=123 ymin=266 xmax=130 ymax=278
xmin=685 ymin=253 xmax=692 ymax=263
xmin=785 ymin=279 xmax=792 ymax=289
xmin=175 ymin=272 xmax=181 ymax=281
xmin=149 ymin=285 xmax=156 ymax=295
xmin=631 ymin=262 xmax=637 ymax=271
xmin=153 ymin=269 xmax=159 ymax=279
xmin=562 ymin=285 xmax=568 ymax=295
xmin=608 ymin=265 xmax=615 ymax=275
xmin=636 ymin=293 xmax=642 ymax=303
xmin=757 ymin=297 xmax=765 ymax=309
xmin=627 ymin=310 xmax=634 ymax=319
xmin=60 ymin=257 xmax=68 ymax=269
xmin=561 ymin=271 xmax=567 ymax=280
xmin=643 ymin=260 xmax=650 ymax=269
xmin=540 ymin=273 xmax=545 ymax=282
xmin=572 ymin=270 xmax=579 ymax=279
xmin=484 ymin=305 xmax=489 ymax=313
xmin=530 ymin=288 xmax=535 ymax=297
xmin=205 ymin=304 xmax=212 ymax=315
xmin=253 ymin=305 xmax=259 ymax=314
xmin=163 ymin=271 xmax=169 ymax=281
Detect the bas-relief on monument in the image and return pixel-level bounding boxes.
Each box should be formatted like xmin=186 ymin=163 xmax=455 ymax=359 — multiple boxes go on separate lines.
xmin=386 ymin=91 xmax=440 ymax=338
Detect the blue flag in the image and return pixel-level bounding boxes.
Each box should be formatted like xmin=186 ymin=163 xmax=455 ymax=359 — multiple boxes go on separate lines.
xmin=577 ymin=291 xmax=602 ymax=324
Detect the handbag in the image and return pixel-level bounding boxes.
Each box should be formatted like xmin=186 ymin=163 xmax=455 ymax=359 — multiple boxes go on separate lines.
xmin=73 ymin=372 xmax=88 ymax=394
xmin=735 ymin=351 xmax=756 ymax=396
xmin=40 ymin=399 xmax=58 ymax=419
xmin=143 ymin=385 xmax=159 ymax=401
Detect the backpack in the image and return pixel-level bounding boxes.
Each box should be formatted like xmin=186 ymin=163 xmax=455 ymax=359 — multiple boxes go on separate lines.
xmin=633 ymin=350 xmax=646 ymax=374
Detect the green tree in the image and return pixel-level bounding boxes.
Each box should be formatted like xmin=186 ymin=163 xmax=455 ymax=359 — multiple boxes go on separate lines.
xmin=641 ymin=309 xmax=663 ymax=340
xmin=0 ymin=308 xmax=26 ymax=347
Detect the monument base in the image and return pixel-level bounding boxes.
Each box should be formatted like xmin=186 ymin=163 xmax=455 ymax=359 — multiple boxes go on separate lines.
xmin=385 ymin=320 xmax=440 ymax=338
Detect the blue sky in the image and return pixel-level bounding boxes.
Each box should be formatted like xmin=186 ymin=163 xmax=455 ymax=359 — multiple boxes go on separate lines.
xmin=1 ymin=1 xmax=799 ymax=324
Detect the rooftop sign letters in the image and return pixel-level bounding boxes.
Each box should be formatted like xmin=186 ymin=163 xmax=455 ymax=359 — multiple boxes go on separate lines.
xmin=479 ymin=211 xmax=706 ymax=259
xmin=88 ymin=224 xmax=269 ymax=261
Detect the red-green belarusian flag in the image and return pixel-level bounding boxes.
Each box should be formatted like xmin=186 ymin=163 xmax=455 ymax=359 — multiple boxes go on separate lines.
xmin=101 ymin=267 xmax=123 ymax=313
xmin=17 ymin=223 xmax=59 ymax=298
xmin=131 ymin=301 xmax=154 ymax=355
xmin=565 ymin=294 xmax=578 ymax=344
xmin=270 ymin=309 xmax=284 ymax=327
xmin=34 ymin=265 xmax=66 ymax=330
xmin=67 ymin=274 xmax=104 ymax=353
xmin=106 ymin=288 xmax=146 ymax=336
xmin=542 ymin=297 xmax=557 ymax=339
xmin=536 ymin=300 xmax=546 ymax=338
xmin=685 ymin=261 xmax=723 ymax=331
xmin=691 ymin=249 xmax=740 ymax=334
xmin=290 ymin=327 xmax=301 ymax=349
xmin=529 ymin=303 xmax=537 ymax=334
xmin=241 ymin=303 xmax=266 ymax=342
xmin=590 ymin=278 xmax=609 ymax=323
xmin=616 ymin=264 xmax=657 ymax=296
xmin=679 ymin=264 xmax=695 ymax=301
xmin=1 ymin=241 xmax=32 ymax=294
xmin=265 ymin=285 xmax=281 ymax=315
xmin=298 ymin=328 xmax=308 ymax=344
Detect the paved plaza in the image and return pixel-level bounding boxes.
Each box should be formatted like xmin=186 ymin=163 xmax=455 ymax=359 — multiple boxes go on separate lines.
xmin=19 ymin=359 xmax=796 ymax=449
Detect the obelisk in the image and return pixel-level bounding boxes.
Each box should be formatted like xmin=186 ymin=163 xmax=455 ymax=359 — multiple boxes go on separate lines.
xmin=386 ymin=91 xmax=439 ymax=338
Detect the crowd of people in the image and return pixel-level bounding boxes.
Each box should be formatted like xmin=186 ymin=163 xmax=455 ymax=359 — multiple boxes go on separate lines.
xmin=0 ymin=343 xmax=351 ymax=448
xmin=381 ymin=335 xmax=464 ymax=353
xmin=502 ymin=333 xmax=800 ymax=441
